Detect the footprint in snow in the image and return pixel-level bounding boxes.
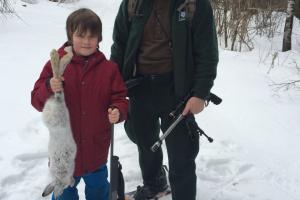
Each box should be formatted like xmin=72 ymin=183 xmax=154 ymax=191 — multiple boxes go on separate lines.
xmin=14 ymin=152 xmax=47 ymax=162
xmin=1 ymin=170 xmax=27 ymax=187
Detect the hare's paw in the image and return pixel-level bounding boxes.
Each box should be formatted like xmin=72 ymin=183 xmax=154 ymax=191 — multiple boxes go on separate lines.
xmin=42 ymin=182 xmax=55 ymax=197
xmin=70 ymin=177 xmax=75 ymax=187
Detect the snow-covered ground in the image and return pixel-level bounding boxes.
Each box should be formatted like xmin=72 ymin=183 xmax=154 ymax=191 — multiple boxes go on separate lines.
xmin=0 ymin=0 xmax=300 ymax=199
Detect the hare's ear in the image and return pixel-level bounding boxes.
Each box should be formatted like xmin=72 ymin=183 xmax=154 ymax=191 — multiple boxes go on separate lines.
xmin=50 ymin=49 xmax=60 ymax=79
xmin=59 ymin=46 xmax=73 ymax=75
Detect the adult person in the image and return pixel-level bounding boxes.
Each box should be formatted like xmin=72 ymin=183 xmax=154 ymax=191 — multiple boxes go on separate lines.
xmin=111 ymin=0 xmax=219 ymax=199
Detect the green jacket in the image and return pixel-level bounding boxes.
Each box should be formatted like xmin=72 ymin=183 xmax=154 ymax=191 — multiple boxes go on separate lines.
xmin=111 ymin=0 xmax=219 ymax=99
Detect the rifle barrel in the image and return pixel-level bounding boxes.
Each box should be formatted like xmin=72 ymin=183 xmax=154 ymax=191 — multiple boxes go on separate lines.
xmin=151 ymin=114 xmax=185 ymax=152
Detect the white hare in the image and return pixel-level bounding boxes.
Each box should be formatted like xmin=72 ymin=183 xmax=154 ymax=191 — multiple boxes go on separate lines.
xmin=42 ymin=46 xmax=77 ymax=198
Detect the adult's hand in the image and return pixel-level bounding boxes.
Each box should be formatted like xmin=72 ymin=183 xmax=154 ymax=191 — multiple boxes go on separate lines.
xmin=182 ymin=96 xmax=205 ymax=116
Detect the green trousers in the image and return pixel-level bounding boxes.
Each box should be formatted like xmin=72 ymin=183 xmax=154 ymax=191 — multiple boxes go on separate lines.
xmin=125 ymin=73 xmax=199 ymax=200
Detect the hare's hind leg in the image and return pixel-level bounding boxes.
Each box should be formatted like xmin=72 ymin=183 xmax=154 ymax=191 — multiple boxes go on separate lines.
xmin=53 ymin=181 xmax=65 ymax=199
xmin=42 ymin=181 xmax=55 ymax=197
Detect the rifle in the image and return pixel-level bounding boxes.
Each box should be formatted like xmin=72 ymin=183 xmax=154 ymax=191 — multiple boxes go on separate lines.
xmin=109 ymin=125 xmax=125 ymax=200
xmin=125 ymin=77 xmax=221 ymax=106
xmin=151 ymin=93 xmax=222 ymax=152
xmin=125 ymin=76 xmax=145 ymax=90
xmin=124 ymin=76 xmax=145 ymax=97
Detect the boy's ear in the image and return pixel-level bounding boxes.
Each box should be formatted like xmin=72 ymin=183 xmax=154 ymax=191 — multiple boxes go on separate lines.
xmin=98 ymin=36 xmax=102 ymax=42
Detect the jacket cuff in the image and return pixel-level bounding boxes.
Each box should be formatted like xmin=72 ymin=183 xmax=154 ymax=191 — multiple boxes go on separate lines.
xmin=40 ymin=79 xmax=54 ymax=102
xmin=45 ymin=77 xmax=52 ymax=93
xmin=191 ymin=89 xmax=210 ymax=101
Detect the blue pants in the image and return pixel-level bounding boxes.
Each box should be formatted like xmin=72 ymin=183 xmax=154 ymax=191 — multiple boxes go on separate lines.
xmin=52 ymin=164 xmax=109 ymax=200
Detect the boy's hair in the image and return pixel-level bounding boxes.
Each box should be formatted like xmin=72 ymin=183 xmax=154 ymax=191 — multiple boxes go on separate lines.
xmin=66 ymin=8 xmax=102 ymax=43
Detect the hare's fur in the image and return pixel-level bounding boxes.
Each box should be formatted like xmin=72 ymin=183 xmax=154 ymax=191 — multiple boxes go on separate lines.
xmin=42 ymin=47 xmax=76 ymax=198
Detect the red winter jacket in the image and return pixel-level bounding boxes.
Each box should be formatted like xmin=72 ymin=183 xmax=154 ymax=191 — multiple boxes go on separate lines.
xmin=31 ymin=44 xmax=128 ymax=176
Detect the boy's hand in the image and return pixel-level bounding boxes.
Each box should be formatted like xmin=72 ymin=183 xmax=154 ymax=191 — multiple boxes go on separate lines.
xmin=182 ymin=97 xmax=205 ymax=116
xmin=50 ymin=77 xmax=64 ymax=92
xmin=108 ymin=107 xmax=120 ymax=124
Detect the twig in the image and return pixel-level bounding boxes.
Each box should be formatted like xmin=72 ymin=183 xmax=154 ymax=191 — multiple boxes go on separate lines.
xmin=271 ymin=80 xmax=300 ymax=91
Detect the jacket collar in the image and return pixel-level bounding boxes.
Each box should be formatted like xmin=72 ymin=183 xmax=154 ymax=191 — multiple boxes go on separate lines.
xmin=57 ymin=42 xmax=106 ymax=66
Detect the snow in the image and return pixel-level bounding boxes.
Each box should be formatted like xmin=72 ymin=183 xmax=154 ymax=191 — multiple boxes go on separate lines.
xmin=0 ymin=0 xmax=300 ymax=199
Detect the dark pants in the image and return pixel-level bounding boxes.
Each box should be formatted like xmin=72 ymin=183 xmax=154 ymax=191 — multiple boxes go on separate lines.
xmin=125 ymin=73 xmax=199 ymax=200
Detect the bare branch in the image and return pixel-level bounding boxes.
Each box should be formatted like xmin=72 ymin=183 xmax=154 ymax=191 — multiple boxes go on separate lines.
xmin=271 ymin=80 xmax=300 ymax=91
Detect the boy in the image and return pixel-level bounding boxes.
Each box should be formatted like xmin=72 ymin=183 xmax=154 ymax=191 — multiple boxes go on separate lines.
xmin=31 ymin=8 xmax=128 ymax=200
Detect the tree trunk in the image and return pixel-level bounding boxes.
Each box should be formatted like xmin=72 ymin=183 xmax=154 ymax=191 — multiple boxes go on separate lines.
xmin=293 ymin=0 xmax=300 ymax=19
xmin=231 ymin=21 xmax=239 ymax=51
xmin=282 ymin=0 xmax=295 ymax=52
xmin=224 ymin=0 xmax=228 ymax=48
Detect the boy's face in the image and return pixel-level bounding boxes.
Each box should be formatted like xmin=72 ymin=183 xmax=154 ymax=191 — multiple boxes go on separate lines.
xmin=72 ymin=30 xmax=99 ymax=56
